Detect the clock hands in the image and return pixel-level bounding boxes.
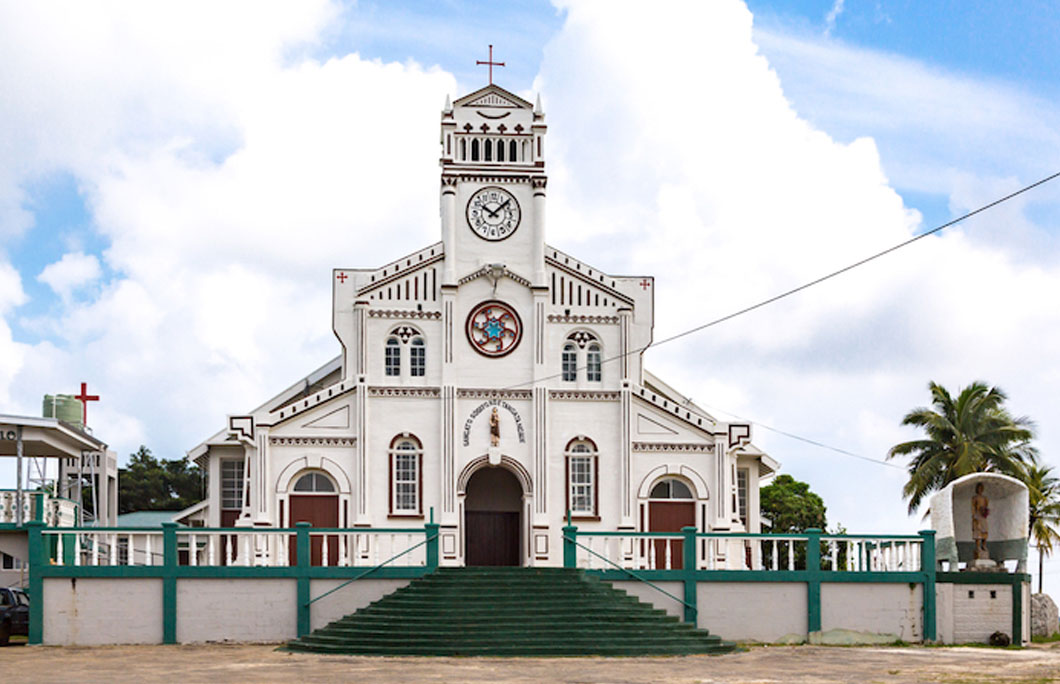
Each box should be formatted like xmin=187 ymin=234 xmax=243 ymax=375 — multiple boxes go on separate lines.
xmin=484 ymin=198 xmax=511 ymax=219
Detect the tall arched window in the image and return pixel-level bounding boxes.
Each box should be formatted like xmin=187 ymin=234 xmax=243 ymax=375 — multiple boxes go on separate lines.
xmin=385 ymin=338 xmax=401 ymax=376
xmin=390 ymin=435 xmax=423 ymax=516
xmin=496 ymin=138 xmax=505 ymax=162
xmin=566 ymin=438 xmax=598 ymax=517
xmin=460 ymin=138 xmax=467 ymax=161
xmin=587 ymin=343 xmax=602 ymax=382
xmin=410 ymin=337 xmax=426 ymax=377
xmin=471 ymin=138 xmax=480 ymax=161
xmin=509 ymin=139 xmax=518 ymax=162
xmin=561 ymin=343 xmax=577 ymax=382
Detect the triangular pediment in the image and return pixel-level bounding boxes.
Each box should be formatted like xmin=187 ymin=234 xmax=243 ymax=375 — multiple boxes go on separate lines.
xmin=302 ymin=405 xmax=350 ymax=430
xmin=454 ymin=84 xmax=532 ymax=110
xmin=637 ymin=414 xmax=679 ymax=435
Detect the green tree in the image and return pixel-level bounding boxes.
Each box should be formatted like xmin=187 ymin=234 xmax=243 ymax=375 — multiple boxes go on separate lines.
xmin=887 ymin=381 xmax=1037 ymax=514
xmin=760 ymin=474 xmax=827 ymax=532
xmin=1022 ymin=464 xmax=1060 ymax=594
xmin=760 ymin=475 xmax=828 ymax=570
xmin=118 ymin=446 xmax=205 ymax=514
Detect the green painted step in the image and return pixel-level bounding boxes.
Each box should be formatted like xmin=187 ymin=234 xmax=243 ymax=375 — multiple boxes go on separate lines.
xmin=285 ymin=567 xmax=736 ymax=656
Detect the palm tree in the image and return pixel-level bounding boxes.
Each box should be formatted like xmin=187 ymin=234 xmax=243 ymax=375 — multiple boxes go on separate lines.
xmin=1023 ymin=464 xmax=1060 ymax=593
xmin=888 ymin=381 xmax=1037 ymax=514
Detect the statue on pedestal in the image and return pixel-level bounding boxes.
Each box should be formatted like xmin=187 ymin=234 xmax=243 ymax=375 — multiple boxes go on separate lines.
xmin=972 ymin=482 xmax=990 ymax=560
xmin=489 ymin=407 xmax=500 ymax=447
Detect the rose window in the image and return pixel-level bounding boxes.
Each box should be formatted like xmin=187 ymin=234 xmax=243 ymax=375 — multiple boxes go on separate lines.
xmin=466 ymin=301 xmax=522 ymax=357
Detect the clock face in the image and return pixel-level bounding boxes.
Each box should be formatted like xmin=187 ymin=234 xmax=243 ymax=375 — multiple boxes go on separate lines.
xmin=466 ymin=186 xmax=521 ymax=241
xmin=466 ymin=301 xmax=522 ymax=357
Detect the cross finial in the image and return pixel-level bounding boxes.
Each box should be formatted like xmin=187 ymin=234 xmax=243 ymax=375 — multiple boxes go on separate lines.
xmin=74 ymin=381 xmax=100 ymax=426
xmin=476 ymin=44 xmax=505 ymax=85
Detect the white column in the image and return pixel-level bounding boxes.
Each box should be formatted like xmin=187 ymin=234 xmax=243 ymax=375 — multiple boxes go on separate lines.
xmin=441 ymin=179 xmax=457 ymax=284
xmin=532 ymin=178 xmax=547 ymax=286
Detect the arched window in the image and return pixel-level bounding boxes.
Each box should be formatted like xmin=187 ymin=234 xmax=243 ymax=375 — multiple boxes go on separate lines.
xmin=389 ymin=435 xmax=422 ymax=515
xmin=496 ymin=138 xmax=505 ymax=162
xmin=460 ymin=138 xmax=466 ymax=161
xmin=293 ymin=472 xmax=336 ymax=493
xmin=484 ymin=138 xmax=492 ymax=161
xmin=385 ymin=338 xmax=401 ymax=376
xmin=471 ymin=138 xmax=480 ymax=161
xmin=510 ymin=139 xmax=518 ymax=162
xmin=650 ymin=478 xmax=694 ymax=499
xmin=410 ymin=337 xmax=425 ymax=377
xmin=561 ymin=343 xmax=577 ymax=382
xmin=522 ymin=140 xmax=529 ymax=161
xmin=566 ymin=438 xmax=598 ymax=517
xmin=587 ymin=343 xmax=602 ymax=382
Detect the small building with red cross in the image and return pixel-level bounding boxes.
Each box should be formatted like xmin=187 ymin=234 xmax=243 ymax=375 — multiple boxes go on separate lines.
xmin=187 ymin=81 xmax=777 ymax=567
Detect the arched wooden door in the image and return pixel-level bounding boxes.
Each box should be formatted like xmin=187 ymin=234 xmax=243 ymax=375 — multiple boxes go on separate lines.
xmin=287 ymin=472 xmax=339 ymax=566
xmin=464 ymin=466 xmax=522 ymax=566
xmin=648 ymin=478 xmax=695 ymax=569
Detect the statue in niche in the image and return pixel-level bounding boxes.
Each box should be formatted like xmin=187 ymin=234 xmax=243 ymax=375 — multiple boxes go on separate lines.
xmin=489 ymin=407 xmax=500 ymax=447
xmin=972 ymin=482 xmax=990 ymax=560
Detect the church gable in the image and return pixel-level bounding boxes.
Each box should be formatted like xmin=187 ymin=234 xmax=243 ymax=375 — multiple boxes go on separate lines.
xmin=546 ymin=247 xmax=633 ymax=312
xmin=453 ymin=84 xmax=532 ymax=110
xmin=355 ymin=243 xmax=444 ymax=304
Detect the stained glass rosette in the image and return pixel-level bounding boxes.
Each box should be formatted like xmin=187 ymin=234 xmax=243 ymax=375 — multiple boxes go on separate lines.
xmin=465 ymin=301 xmax=522 ymax=357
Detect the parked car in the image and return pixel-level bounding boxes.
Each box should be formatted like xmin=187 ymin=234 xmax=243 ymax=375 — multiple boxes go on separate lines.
xmin=0 ymin=587 xmax=29 ymax=645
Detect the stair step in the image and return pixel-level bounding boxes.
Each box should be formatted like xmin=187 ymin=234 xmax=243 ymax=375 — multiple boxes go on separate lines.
xmin=286 ymin=567 xmax=735 ymax=656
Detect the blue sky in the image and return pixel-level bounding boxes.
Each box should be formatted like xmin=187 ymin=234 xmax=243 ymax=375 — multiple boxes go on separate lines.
xmin=2 ymin=0 xmax=1059 ymax=589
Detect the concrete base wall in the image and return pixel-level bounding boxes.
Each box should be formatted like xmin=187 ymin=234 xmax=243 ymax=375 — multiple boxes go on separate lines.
xmin=819 ymin=583 xmax=922 ymax=644
xmin=698 ymin=582 xmax=807 ymax=643
xmin=177 ymin=578 xmax=297 ymax=643
xmin=40 ymin=576 xmax=410 ymax=645
xmin=309 ymin=579 xmax=410 ymax=631
xmin=937 ymin=582 xmax=1028 ymax=645
xmin=43 ymin=577 xmax=163 ymax=645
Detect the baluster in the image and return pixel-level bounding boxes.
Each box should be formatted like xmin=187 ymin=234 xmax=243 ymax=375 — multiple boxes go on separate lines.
xmin=108 ymin=534 xmax=116 ymax=565
xmin=787 ymin=540 xmax=794 ymax=570
xmin=906 ymin=541 xmax=913 ymax=570
xmin=770 ymin=539 xmax=778 ymax=571
xmin=74 ymin=533 xmax=82 ymax=566
xmin=664 ymin=538 xmax=672 ymax=570
xmin=188 ymin=534 xmax=197 ymax=566
xmin=321 ymin=534 xmax=329 ymax=567
xmin=206 ymin=534 xmax=214 ymax=566
xmin=242 ymin=534 xmax=250 ymax=567
xmin=225 ymin=533 xmax=234 ymax=566
xmin=829 ymin=540 xmax=837 ymax=570
xmin=54 ymin=534 xmax=63 ymax=566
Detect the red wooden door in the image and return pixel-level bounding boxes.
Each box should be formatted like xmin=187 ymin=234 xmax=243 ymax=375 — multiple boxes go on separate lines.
xmin=289 ymin=495 xmax=339 ymax=566
xmin=465 ymin=511 xmax=520 ymax=566
xmin=649 ymin=501 xmax=695 ymax=569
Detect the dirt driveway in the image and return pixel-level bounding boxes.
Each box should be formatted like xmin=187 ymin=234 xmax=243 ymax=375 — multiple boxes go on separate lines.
xmin=2 ymin=643 xmax=1060 ymax=683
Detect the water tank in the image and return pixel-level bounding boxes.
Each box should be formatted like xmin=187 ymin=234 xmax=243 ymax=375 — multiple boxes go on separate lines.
xmin=43 ymin=394 xmax=84 ymax=427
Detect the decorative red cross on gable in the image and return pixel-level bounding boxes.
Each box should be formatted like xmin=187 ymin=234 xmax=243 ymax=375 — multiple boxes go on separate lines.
xmin=74 ymin=382 xmax=100 ymax=426
xmin=476 ymin=44 xmax=505 ymax=85
xmin=639 ymin=279 xmax=652 ymax=290
xmin=336 ymin=272 xmax=348 ymax=284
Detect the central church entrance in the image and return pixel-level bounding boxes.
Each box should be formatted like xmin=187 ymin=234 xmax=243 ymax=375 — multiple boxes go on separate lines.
xmin=464 ymin=466 xmax=522 ymax=566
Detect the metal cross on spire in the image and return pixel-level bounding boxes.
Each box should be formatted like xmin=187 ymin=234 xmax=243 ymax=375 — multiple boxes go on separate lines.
xmin=476 ymin=44 xmax=505 ymax=85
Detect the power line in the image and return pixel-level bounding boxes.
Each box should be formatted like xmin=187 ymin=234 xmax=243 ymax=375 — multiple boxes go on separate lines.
xmin=506 ymin=169 xmax=1060 ymax=390
xmin=695 ymin=402 xmax=904 ymax=469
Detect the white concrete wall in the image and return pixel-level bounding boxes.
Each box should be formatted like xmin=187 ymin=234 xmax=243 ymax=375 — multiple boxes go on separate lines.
xmin=698 ymin=582 xmax=807 ymax=642
xmin=951 ymin=583 xmax=1013 ymax=644
xmin=309 ymin=579 xmax=410 ymax=631
xmin=43 ymin=577 xmax=163 ymax=645
xmin=176 ymin=578 xmax=297 ymax=643
xmin=609 ymin=580 xmax=685 ymax=621
xmin=820 ymin=583 xmax=922 ymax=643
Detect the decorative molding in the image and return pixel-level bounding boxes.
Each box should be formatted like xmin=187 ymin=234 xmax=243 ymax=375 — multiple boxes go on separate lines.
xmin=367 ymin=387 xmax=441 ymax=399
xmin=548 ymin=314 xmax=620 ymax=325
xmin=632 ymin=442 xmax=714 ymax=453
xmin=368 ymin=309 xmax=442 ymax=320
xmin=270 ymin=437 xmax=356 ymax=447
xmin=728 ymin=423 xmax=752 ymax=449
xmin=467 ymin=92 xmax=522 ymax=108
xmin=458 ymin=265 xmax=531 ymax=288
xmin=389 ymin=325 xmax=422 ymax=343
xmin=567 ymin=330 xmax=597 ymax=349
xmin=549 ymin=390 xmax=621 ymax=401
xmin=458 ymin=388 xmax=532 ymax=400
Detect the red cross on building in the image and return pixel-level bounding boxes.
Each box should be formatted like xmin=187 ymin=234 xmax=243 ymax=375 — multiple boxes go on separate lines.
xmin=476 ymin=44 xmax=505 ymax=85
xmin=74 ymin=382 xmax=100 ymax=426
xmin=639 ymin=279 xmax=652 ymax=290
xmin=336 ymin=272 xmax=348 ymax=284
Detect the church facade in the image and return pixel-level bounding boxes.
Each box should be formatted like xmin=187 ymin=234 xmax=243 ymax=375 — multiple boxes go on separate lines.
xmin=188 ymin=83 xmax=777 ymax=567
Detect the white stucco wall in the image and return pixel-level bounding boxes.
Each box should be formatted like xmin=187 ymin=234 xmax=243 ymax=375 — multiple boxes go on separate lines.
xmin=609 ymin=579 xmax=685 ymax=621
xmin=43 ymin=577 xmax=163 ymax=645
xmin=820 ymin=582 xmax=922 ymax=643
xmin=951 ymin=583 xmax=1014 ymax=644
xmin=309 ymin=578 xmax=411 ymax=631
xmin=176 ymin=578 xmax=297 ymax=643
xmin=698 ymin=582 xmax=807 ymax=642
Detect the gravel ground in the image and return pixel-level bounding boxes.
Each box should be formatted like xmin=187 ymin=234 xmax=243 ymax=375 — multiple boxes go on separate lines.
xmin=2 ymin=642 xmax=1060 ymax=683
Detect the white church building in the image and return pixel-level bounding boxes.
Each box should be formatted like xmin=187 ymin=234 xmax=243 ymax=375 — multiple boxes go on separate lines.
xmin=188 ymin=83 xmax=777 ymax=567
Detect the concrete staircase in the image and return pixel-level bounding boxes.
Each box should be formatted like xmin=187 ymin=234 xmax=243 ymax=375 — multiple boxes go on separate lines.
xmin=285 ymin=566 xmax=736 ymax=656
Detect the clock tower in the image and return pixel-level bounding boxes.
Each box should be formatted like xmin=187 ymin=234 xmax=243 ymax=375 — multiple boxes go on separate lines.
xmin=439 ymin=84 xmax=547 ymax=286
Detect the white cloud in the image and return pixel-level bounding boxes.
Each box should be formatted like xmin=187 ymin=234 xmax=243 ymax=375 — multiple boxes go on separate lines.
xmin=824 ymin=0 xmax=845 ymax=36
xmin=37 ymin=252 xmax=102 ymax=302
